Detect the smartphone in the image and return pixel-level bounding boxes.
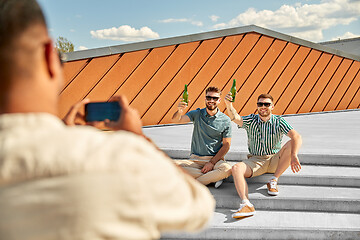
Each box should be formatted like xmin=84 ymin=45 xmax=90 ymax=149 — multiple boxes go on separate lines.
xmin=85 ymin=102 xmax=121 ymax=122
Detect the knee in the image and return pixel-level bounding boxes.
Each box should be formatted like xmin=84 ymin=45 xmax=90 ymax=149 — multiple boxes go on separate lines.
xmin=215 ymin=162 xmax=232 ymax=176
xmin=232 ymin=162 xmax=247 ymax=175
xmin=283 ymin=140 xmax=292 ymax=151
xmin=280 ymin=141 xmax=292 ymax=157
xmin=218 ymin=162 xmax=232 ymax=171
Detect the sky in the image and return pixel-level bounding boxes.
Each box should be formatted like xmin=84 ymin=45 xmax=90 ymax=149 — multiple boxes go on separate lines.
xmin=38 ymin=0 xmax=360 ymax=51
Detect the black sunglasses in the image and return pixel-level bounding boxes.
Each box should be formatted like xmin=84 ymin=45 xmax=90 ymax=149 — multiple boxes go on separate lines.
xmin=206 ymin=96 xmax=220 ymax=101
xmin=257 ymin=102 xmax=272 ymax=107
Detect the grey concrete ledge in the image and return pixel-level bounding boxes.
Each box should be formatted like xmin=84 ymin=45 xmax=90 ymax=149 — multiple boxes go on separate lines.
xmin=161 ymin=209 xmax=360 ymax=240
xmin=164 ymin=149 xmax=360 ymax=166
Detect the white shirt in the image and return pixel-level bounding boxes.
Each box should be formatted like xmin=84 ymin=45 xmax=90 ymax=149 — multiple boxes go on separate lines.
xmin=0 ymin=113 xmax=215 ymax=240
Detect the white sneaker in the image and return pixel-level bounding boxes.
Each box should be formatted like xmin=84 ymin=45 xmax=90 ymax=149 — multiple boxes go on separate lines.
xmin=232 ymin=203 xmax=256 ymax=218
xmin=214 ymin=180 xmax=223 ymax=188
xmin=267 ymin=179 xmax=279 ymax=196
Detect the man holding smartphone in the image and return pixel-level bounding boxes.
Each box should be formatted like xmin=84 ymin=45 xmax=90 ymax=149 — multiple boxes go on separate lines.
xmin=171 ymin=86 xmax=232 ymax=188
xmin=0 ymin=1 xmax=215 ymax=239
xmin=224 ymin=93 xmax=302 ymax=219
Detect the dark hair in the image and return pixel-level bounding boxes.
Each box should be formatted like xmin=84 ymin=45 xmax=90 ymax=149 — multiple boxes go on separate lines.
xmin=0 ymin=0 xmax=47 ymax=101
xmin=257 ymin=93 xmax=273 ymax=102
xmin=0 ymin=0 xmax=46 ymax=46
xmin=206 ymin=86 xmax=221 ymax=95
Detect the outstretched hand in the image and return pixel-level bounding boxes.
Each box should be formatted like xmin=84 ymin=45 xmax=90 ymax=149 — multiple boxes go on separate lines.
xmin=290 ymin=155 xmax=301 ymax=173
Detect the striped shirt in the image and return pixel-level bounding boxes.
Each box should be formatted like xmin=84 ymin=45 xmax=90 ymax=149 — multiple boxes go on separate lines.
xmin=239 ymin=114 xmax=293 ymax=155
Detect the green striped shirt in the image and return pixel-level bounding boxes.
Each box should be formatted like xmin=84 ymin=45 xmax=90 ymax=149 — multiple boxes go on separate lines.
xmin=239 ymin=114 xmax=293 ymax=155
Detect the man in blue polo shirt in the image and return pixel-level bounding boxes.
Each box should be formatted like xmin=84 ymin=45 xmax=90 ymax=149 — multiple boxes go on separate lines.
xmin=171 ymin=86 xmax=232 ymax=188
xmin=225 ymin=93 xmax=302 ymax=218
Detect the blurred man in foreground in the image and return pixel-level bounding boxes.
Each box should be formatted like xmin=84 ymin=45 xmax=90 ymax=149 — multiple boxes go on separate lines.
xmin=0 ymin=0 xmax=215 ymax=239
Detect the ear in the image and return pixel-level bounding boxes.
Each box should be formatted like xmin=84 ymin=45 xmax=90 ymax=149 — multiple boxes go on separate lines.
xmin=44 ymin=39 xmax=56 ymax=78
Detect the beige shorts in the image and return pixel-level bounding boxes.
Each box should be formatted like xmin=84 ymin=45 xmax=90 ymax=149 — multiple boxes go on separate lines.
xmin=242 ymin=151 xmax=281 ymax=178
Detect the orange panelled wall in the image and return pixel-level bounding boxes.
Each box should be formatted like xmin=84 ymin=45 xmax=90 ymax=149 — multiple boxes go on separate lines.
xmin=59 ymin=55 xmax=120 ymax=117
xmin=85 ymin=49 xmax=150 ymax=102
xmin=60 ymin=31 xmax=360 ymax=126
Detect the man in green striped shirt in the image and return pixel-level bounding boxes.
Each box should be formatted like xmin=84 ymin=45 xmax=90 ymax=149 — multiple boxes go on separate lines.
xmin=225 ymin=93 xmax=302 ymax=219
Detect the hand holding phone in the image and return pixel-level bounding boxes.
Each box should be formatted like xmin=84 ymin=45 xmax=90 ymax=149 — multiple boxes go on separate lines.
xmin=84 ymin=96 xmax=143 ymax=136
xmin=85 ymin=102 xmax=121 ymax=122
xmin=63 ymin=98 xmax=90 ymax=126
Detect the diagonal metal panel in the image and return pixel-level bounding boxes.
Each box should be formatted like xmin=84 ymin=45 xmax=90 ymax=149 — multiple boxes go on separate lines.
xmin=85 ymin=49 xmax=149 ymax=102
xmin=156 ymin=37 xmax=224 ymax=125
xmin=187 ymin=34 xmax=245 ymax=113
xmin=131 ymin=42 xmax=199 ymax=118
xmin=325 ymin=61 xmax=359 ymax=111
xmin=240 ymin=42 xmax=298 ymax=115
xmin=268 ymin=46 xmax=311 ymax=115
xmin=112 ymin=45 xmax=176 ymax=104
xmin=62 ymin=59 xmax=88 ymax=91
xmin=59 ymin=55 xmax=119 ymax=117
xmin=311 ymin=58 xmax=352 ymax=112
xmin=293 ymin=52 xmax=333 ymax=114
xmin=60 ymin=26 xmax=360 ymax=125
xmin=337 ymin=66 xmax=360 ymax=110
xmin=298 ymin=55 xmax=342 ymax=113
xmin=277 ymin=49 xmax=323 ymax=115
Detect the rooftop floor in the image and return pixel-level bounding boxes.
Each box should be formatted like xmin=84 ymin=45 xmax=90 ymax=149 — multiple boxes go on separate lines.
xmin=143 ymin=109 xmax=360 ymax=157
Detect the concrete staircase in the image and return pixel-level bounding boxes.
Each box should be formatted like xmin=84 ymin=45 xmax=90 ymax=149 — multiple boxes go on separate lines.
xmin=161 ymin=152 xmax=360 ymax=240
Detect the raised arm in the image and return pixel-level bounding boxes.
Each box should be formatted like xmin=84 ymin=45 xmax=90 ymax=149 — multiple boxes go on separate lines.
xmin=224 ymin=93 xmax=243 ymax=127
xmin=171 ymin=100 xmax=191 ymax=123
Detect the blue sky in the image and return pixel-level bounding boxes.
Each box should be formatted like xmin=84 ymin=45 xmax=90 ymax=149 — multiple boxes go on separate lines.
xmin=38 ymin=0 xmax=360 ymax=51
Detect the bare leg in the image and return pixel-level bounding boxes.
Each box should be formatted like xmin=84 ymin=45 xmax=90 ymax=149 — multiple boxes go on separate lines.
xmin=274 ymin=141 xmax=292 ymax=178
xmin=232 ymin=162 xmax=253 ymax=200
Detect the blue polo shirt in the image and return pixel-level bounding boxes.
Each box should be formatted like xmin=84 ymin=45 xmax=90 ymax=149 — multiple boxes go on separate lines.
xmin=186 ymin=108 xmax=232 ymax=156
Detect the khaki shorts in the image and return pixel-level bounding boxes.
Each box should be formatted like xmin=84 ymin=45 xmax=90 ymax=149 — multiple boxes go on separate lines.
xmin=242 ymin=151 xmax=281 ymax=178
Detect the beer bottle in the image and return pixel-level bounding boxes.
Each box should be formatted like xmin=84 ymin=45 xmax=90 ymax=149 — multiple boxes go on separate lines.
xmin=182 ymin=84 xmax=189 ymax=104
xmin=230 ymin=79 xmax=236 ymax=102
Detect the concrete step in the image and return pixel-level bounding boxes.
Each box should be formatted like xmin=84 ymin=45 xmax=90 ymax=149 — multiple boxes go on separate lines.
xmin=228 ymin=164 xmax=360 ymax=188
xmin=210 ymin=182 xmax=360 ymax=213
xmin=225 ymin=152 xmax=360 ymax=167
xmin=161 ymin=209 xmax=360 ymax=239
xmin=164 ymin=149 xmax=360 ymax=166
xmin=173 ymin=159 xmax=360 ymax=187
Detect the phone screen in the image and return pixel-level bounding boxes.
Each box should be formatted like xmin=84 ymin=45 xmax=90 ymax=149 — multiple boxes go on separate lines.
xmin=85 ymin=102 xmax=121 ymax=122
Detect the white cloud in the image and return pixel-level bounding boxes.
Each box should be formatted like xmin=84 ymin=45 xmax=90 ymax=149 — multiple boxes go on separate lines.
xmin=213 ymin=0 xmax=360 ymax=42
xmin=160 ymin=18 xmax=188 ymax=23
xmin=160 ymin=18 xmax=203 ymax=27
xmin=78 ymin=46 xmax=88 ymax=51
xmin=210 ymin=15 xmax=220 ymax=22
xmin=332 ymin=31 xmax=360 ymax=40
xmin=90 ymin=25 xmax=160 ymax=42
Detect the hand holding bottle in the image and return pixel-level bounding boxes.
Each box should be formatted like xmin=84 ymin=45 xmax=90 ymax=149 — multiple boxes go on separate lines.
xmin=178 ymin=99 xmax=188 ymax=113
xmin=224 ymin=93 xmax=234 ymax=104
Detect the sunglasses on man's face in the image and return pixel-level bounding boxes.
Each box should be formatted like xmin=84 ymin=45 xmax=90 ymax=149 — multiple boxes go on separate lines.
xmin=257 ymin=102 xmax=272 ymax=107
xmin=206 ymin=96 xmax=220 ymax=101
